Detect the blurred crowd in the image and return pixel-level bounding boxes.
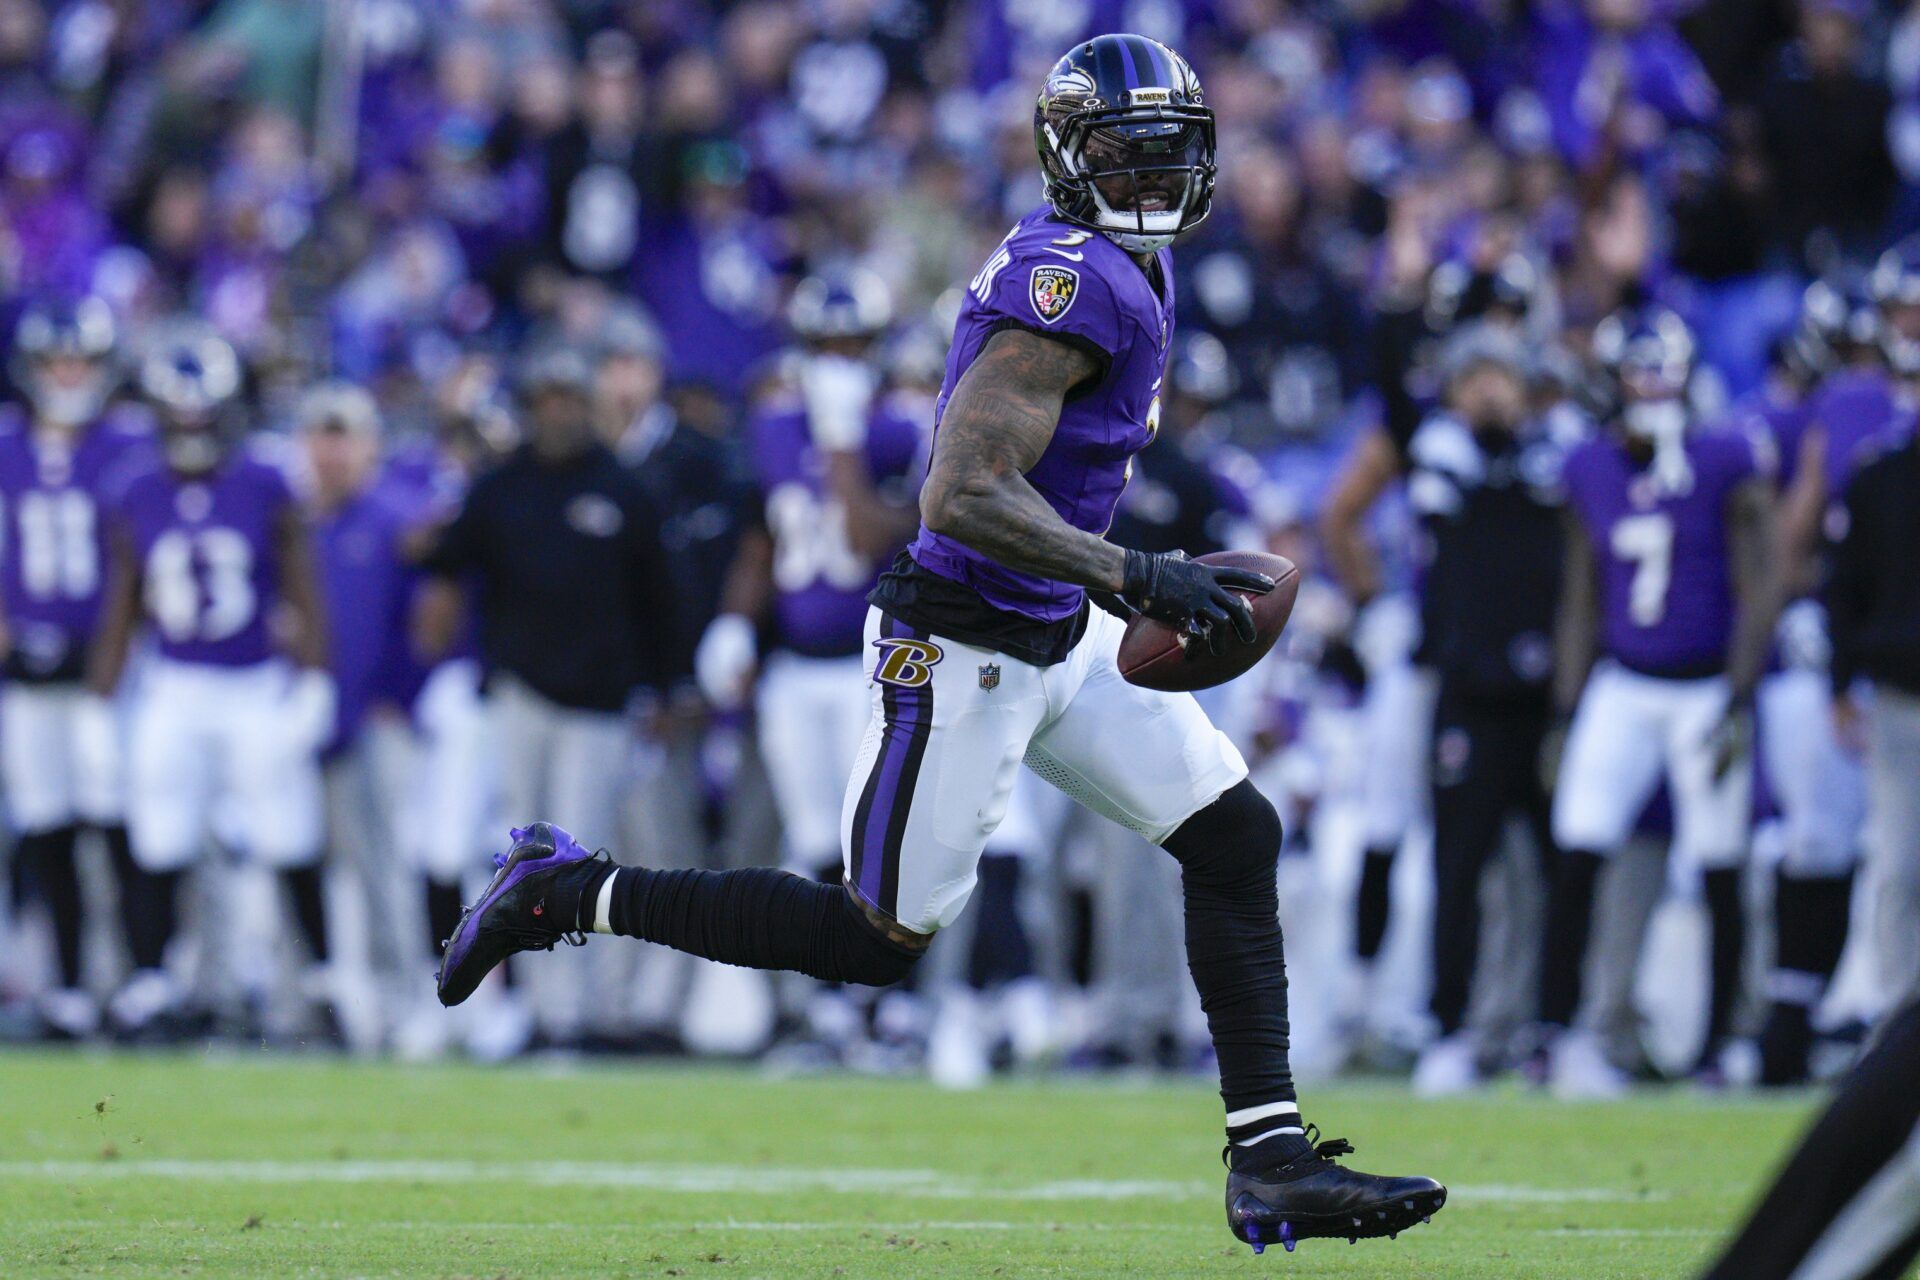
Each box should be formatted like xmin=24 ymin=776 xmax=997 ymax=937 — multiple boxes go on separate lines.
xmin=0 ymin=0 xmax=1917 ymax=1092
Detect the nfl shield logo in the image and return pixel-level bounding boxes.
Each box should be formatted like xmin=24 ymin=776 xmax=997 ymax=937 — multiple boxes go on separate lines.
xmin=978 ymin=663 xmax=1001 ymax=691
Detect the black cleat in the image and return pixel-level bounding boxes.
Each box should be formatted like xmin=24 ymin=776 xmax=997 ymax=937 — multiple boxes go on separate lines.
xmin=436 ymin=823 xmax=607 ymax=1007
xmin=1224 ymin=1126 xmax=1446 ymax=1254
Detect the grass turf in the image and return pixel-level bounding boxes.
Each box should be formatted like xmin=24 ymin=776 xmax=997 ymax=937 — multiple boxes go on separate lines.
xmin=0 ymin=1049 xmax=1828 ymax=1278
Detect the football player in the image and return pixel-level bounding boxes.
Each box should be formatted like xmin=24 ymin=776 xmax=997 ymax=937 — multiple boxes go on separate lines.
xmin=87 ymin=323 xmax=337 ymax=1039
xmin=0 ymin=298 xmax=152 ymax=1038
xmin=440 ymin=35 xmax=1444 ymax=1252
xmin=1542 ymin=307 xmax=1784 ymax=1096
xmin=1745 ymin=277 xmax=1907 ymax=1083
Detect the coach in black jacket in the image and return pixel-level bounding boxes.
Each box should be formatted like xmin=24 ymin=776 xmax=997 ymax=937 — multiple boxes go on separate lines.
xmin=1406 ymin=324 xmax=1577 ymax=1093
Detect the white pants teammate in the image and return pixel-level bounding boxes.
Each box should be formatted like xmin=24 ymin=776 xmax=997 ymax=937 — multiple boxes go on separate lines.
xmin=127 ymin=658 xmax=326 ymax=870
xmin=841 ymin=605 xmax=1247 ymax=934
xmin=0 ymin=682 xmax=123 ymax=831
xmin=1553 ymin=661 xmax=1752 ymax=873
xmin=758 ymin=650 xmax=871 ymax=874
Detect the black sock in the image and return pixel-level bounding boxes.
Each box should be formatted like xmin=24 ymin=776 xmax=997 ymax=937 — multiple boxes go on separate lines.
xmin=967 ymin=854 xmax=1034 ymax=989
xmin=602 ymin=864 xmax=921 ymax=987
xmin=1702 ymin=866 xmax=1746 ymax=1051
xmin=17 ymin=826 xmax=83 ymax=987
xmin=425 ymin=877 xmax=465 ymax=954
xmin=1066 ymin=886 xmax=1095 ymax=988
xmin=283 ymin=866 xmax=330 ymax=965
xmin=1162 ymin=780 xmax=1294 ymax=1115
xmin=1355 ymin=845 xmax=1396 ymax=962
xmin=116 ymin=855 xmax=179 ymax=973
xmin=1539 ymin=849 xmax=1605 ymax=1029
xmin=1773 ymin=868 xmax=1853 ymax=1002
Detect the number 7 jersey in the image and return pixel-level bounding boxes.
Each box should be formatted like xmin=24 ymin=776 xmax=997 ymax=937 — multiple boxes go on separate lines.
xmin=103 ymin=441 xmax=295 ymax=668
xmin=0 ymin=407 xmax=156 ymax=680
xmin=1563 ymin=428 xmax=1766 ymax=677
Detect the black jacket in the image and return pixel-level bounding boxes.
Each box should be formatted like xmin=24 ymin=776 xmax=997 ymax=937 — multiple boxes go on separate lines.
xmin=1827 ymin=436 xmax=1920 ymax=697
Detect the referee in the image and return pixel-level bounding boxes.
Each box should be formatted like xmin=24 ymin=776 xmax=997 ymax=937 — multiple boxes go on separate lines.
xmin=415 ymin=345 xmax=681 ymax=969
xmin=1405 ymin=324 xmax=1574 ymax=1095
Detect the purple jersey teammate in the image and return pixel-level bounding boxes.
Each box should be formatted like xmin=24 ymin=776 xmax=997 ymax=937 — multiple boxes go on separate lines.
xmin=439 ymin=37 xmax=1445 ymax=1254
xmin=1544 ymin=307 xmax=1783 ymax=1097
xmin=89 ymin=323 xmax=336 ymax=1036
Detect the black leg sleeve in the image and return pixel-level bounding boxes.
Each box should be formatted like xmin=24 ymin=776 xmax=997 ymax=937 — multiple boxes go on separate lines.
xmin=18 ymin=826 xmax=83 ymax=987
xmin=607 ymin=865 xmax=922 ymax=988
xmin=1354 ymin=847 xmax=1396 ymax=962
xmin=1701 ymin=866 xmax=1747 ymax=1052
xmin=967 ymin=854 xmax=1035 ymax=990
xmin=107 ymin=831 xmax=177 ymax=972
xmin=1539 ymin=849 xmax=1605 ymax=1029
xmin=283 ymin=867 xmax=330 ymax=965
xmin=1701 ymin=1000 xmax=1920 ymax=1280
xmin=1162 ymin=780 xmax=1293 ymax=1113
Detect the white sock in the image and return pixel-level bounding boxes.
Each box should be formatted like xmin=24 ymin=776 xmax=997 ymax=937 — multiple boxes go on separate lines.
xmin=592 ymin=871 xmax=618 ymax=935
xmin=1226 ymin=1100 xmax=1305 ymax=1148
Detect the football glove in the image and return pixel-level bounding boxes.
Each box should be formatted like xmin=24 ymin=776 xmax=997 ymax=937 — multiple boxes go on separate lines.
xmin=695 ymin=613 xmax=758 ymax=711
xmin=1704 ymin=698 xmax=1754 ymax=784
xmin=1121 ymin=549 xmax=1273 ymax=656
xmin=800 ymin=355 xmax=875 ymax=452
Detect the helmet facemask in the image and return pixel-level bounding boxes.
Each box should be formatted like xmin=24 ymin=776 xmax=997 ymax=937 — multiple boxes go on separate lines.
xmin=1036 ymin=40 xmax=1216 ymax=254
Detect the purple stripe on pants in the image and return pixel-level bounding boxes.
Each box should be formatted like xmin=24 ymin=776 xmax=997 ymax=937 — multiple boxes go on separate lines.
xmin=858 ymin=620 xmax=929 ymax=906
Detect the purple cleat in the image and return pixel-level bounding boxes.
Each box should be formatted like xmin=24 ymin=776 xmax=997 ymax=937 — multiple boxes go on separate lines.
xmin=436 ymin=822 xmax=608 ymax=1007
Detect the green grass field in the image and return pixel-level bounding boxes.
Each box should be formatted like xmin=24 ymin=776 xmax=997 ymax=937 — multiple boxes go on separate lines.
xmin=0 ymin=1050 xmax=1834 ymax=1278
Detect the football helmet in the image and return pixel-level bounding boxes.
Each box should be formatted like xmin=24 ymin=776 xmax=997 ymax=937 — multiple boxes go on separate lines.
xmin=1868 ymin=236 xmax=1920 ymax=374
xmin=1035 ymin=34 xmax=1216 ymax=253
xmin=12 ymin=296 xmax=117 ymax=428
xmin=139 ymin=322 xmax=243 ymax=474
xmin=787 ymin=268 xmax=892 ymax=342
xmin=1593 ymin=306 xmax=1696 ymax=491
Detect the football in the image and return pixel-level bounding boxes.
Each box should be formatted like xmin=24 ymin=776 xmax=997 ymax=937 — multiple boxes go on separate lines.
xmin=1117 ymin=550 xmax=1300 ymax=692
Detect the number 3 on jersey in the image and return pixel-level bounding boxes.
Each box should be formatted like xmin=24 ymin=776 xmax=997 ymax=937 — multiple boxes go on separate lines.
xmin=145 ymin=528 xmax=257 ymax=642
xmin=1610 ymin=512 xmax=1673 ymax=627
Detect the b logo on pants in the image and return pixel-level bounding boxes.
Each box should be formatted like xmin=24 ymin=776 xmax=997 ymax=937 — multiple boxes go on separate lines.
xmin=873 ymin=637 xmax=944 ymax=688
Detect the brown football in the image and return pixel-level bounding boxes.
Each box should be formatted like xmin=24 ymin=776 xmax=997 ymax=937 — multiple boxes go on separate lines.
xmin=1116 ymin=550 xmax=1300 ymax=692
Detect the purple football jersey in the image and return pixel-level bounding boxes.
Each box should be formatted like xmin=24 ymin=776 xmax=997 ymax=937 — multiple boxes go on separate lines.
xmin=750 ymin=390 xmax=925 ymax=658
xmin=910 ymin=206 xmax=1172 ymax=622
xmin=0 ymin=407 xmax=155 ymax=678
xmin=107 ymin=442 xmax=296 ymax=668
xmin=1564 ymin=429 xmax=1764 ymax=676
xmin=1795 ymin=369 xmax=1915 ymax=502
xmin=313 ymin=485 xmax=416 ymax=755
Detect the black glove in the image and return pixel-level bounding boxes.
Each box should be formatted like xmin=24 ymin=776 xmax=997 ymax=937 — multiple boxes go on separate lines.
xmin=1120 ymin=549 xmax=1274 ymax=656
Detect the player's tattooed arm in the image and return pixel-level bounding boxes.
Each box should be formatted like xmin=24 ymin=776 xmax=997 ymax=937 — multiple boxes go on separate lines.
xmin=275 ymin=505 xmax=330 ymax=670
xmin=1725 ymin=476 xmax=1785 ymax=704
xmin=1552 ymin=509 xmax=1599 ymax=715
xmin=86 ymin=526 xmax=141 ymax=696
xmin=1319 ymin=428 xmax=1402 ymax=605
xmin=919 ymin=327 xmax=1126 ymax=591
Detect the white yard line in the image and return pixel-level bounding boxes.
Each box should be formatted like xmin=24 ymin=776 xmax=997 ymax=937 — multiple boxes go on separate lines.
xmin=0 ymin=1159 xmax=1668 ymax=1205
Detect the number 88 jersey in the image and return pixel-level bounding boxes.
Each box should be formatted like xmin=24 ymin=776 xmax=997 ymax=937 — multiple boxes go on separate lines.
xmin=1563 ymin=426 xmax=1767 ymax=678
xmin=104 ymin=439 xmax=294 ymax=669
xmin=0 ymin=406 xmax=156 ymax=680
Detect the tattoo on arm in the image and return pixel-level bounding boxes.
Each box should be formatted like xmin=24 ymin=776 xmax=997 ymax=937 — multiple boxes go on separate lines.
xmin=918 ymin=327 xmax=1126 ymax=592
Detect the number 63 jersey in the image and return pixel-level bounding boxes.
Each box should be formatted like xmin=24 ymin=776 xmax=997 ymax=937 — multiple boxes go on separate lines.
xmin=1563 ymin=428 xmax=1768 ymax=677
xmin=0 ymin=407 xmax=155 ymax=681
xmin=103 ymin=442 xmax=294 ymax=668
